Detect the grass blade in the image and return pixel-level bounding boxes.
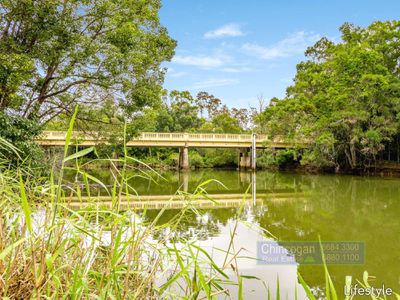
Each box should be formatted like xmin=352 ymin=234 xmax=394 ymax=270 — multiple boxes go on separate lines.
xmin=19 ymin=175 xmax=32 ymax=234
xmin=63 ymin=147 xmax=94 ymax=163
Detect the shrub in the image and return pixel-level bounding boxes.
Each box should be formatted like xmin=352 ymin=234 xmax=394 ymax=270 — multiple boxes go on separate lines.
xmin=257 ymin=149 xmax=279 ymax=168
xmin=189 ymin=150 xmax=204 ymax=168
xmin=0 ymin=112 xmax=44 ymax=168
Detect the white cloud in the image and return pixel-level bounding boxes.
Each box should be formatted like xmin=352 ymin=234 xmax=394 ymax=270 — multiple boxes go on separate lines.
xmin=193 ymin=78 xmax=239 ymax=89
xmin=219 ymin=66 xmax=253 ymax=73
xmin=169 ymin=71 xmax=188 ymax=78
xmin=204 ymin=23 xmax=244 ymax=39
xmin=172 ymin=55 xmax=225 ymax=68
xmin=242 ymin=31 xmax=321 ymax=60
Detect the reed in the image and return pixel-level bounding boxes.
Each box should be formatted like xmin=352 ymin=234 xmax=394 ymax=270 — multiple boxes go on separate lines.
xmin=0 ymin=107 xmax=398 ymax=299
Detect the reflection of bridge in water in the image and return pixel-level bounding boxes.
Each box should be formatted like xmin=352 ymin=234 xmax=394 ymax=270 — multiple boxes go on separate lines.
xmin=65 ymin=171 xmax=307 ymax=210
xmin=67 ymin=190 xmax=308 ymax=210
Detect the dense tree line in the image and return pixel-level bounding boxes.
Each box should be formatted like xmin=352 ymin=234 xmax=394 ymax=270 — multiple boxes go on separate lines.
xmin=256 ymin=20 xmax=400 ymax=171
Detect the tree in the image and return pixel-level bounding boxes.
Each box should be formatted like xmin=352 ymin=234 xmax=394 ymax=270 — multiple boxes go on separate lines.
xmin=257 ymin=93 xmax=266 ymax=114
xmin=231 ymin=107 xmax=251 ymax=130
xmin=0 ymin=111 xmax=42 ymax=167
xmin=199 ymin=113 xmax=242 ymax=134
xmin=156 ymin=90 xmax=202 ymax=132
xmin=196 ymin=91 xmax=222 ymax=119
xmin=0 ymin=0 xmax=176 ymax=121
xmin=258 ymin=20 xmax=400 ymax=170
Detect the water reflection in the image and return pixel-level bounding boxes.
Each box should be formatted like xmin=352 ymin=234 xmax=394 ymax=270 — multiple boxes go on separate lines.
xmin=65 ymin=169 xmax=400 ymax=297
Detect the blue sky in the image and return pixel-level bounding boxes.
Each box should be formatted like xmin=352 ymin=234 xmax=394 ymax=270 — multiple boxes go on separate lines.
xmin=159 ymin=0 xmax=400 ymax=108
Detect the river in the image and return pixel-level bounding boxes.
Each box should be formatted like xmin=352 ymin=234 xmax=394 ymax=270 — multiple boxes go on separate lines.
xmin=66 ymin=168 xmax=400 ymax=298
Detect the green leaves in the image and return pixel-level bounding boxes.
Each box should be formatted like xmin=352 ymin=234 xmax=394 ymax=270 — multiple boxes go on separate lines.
xmin=0 ymin=0 xmax=176 ymax=120
xmin=63 ymin=147 xmax=94 ymax=163
xmin=259 ymin=20 xmax=400 ymax=170
xmin=0 ymin=112 xmax=42 ymax=167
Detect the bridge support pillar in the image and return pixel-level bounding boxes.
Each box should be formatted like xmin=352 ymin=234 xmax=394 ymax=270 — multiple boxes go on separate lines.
xmin=179 ymin=147 xmax=189 ymax=169
xmin=238 ymin=148 xmax=251 ymax=169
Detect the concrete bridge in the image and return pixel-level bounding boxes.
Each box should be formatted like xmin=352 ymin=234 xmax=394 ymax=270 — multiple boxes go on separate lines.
xmin=37 ymin=131 xmax=311 ymax=169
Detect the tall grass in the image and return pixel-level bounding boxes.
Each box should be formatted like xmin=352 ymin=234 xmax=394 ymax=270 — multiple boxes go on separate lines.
xmin=0 ymin=107 xmax=245 ymax=299
xmin=0 ymin=108 xmax=399 ymax=299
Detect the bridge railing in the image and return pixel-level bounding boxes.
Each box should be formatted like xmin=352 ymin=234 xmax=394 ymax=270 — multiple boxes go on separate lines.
xmin=40 ymin=131 xmax=271 ymax=142
xmin=39 ymin=131 xmax=99 ymax=140
xmin=139 ymin=132 xmax=269 ymax=142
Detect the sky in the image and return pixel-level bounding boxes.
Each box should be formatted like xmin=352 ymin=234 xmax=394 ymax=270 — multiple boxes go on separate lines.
xmin=159 ymin=0 xmax=400 ymax=109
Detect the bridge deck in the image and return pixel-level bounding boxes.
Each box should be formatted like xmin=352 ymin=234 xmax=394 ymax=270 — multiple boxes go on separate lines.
xmin=37 ymin=131 xmax=310 ymax=149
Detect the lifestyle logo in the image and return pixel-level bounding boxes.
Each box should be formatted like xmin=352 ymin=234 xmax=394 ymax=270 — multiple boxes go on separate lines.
xmin=344 ymin=284 xmax=393 ymax=297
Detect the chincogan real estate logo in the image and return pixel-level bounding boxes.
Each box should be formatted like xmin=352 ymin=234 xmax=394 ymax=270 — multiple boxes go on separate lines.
xmin=257 ymin=241 xmax=365 ymax=265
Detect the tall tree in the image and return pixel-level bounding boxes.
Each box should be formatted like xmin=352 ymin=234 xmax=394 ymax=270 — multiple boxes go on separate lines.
xmin=196 ymin=91 xmax=222 ymax=119
xmin=0 ymin=0 xmax=176 ymax=121
xmin=259 ymin=20 xmax=400 ymax=170
xmin=156 ymin=90 xmax=202 ymax=132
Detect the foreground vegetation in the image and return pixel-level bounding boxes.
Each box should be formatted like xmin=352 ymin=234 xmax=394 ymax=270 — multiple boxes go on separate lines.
xmin=0 ymin=118 xmax=246 ymax=298
xmin=1 ymin=113 xmax=398 ymax=299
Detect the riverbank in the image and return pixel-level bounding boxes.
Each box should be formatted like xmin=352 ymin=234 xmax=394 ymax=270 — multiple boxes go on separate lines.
xmin=66 ymin=157 xmax=400 ymax=178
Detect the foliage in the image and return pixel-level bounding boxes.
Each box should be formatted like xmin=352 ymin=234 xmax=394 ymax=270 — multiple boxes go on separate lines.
xmin=256 ymin=149 xmax=279 ymax=168
xmin=195 ymin=91 xmax=222 ymax=119
xmin=0 ymin=112 xmax=248 ymax=298
xmin=0 ymin=111 xmax=43 ymax=167
xmin=256 ymin=149 xmax=299 ymax=169
xmin=200 ymin=113 xmax=242 ymax=133
xmin=258 ymin=20 xmax=400 ymax=170
xmin=1 ymin=110 xmax=399 ymax=299
xmin=202 ymin=148 xmax=238 ymax=168
xmin=189 ymin=150 xmax=205 ymax=168
xmin=0 ymin=0 xmax=176 ymax=121
xmin=275 ymin=149 xmax=298 ymax=167
xmin=156 ymin=90 xmax=203 ymax=132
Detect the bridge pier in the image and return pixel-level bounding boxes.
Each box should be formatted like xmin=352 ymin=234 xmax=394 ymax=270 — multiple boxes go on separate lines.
xmin=179 ymin=146 xmax=189 ymax=169
xmin=239 ymin=142 xmax=257 ymax=169
xmin=238 ymin=148 xmax=251 ymax=169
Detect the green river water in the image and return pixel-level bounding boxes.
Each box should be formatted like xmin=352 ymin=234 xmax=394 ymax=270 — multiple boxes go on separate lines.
xmin=69 ymin=169 xmax=400 ymax=298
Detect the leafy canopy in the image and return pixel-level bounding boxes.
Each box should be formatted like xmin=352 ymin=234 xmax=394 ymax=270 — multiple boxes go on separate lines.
xmin=258 ymin=20 xmax=400 ymax=169
xmin=0 ymin=0 xmax=176 ymax=121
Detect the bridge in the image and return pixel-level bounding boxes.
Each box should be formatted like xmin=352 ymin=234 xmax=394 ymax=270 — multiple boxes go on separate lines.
xmin=37 ymin=131 xmax=311 ymax=169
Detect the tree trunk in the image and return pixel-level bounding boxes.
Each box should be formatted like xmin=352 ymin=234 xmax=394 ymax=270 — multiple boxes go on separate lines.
xmin=349 ymin=140 xmax=357 ymax=169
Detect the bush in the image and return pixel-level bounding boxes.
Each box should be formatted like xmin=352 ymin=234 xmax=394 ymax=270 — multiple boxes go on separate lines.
xmin=189 ymin=151 xmax=204 ymax=168
xmin=0 ymin=112 xmax=44 ymax=168
xmin=202 ymin=149 xmax=237 ymax=167
xmin=257 ymin=149 xmax=278 ymax=168
xmin=165 ymin=152 xmax=179 ymax=167
xmin=276 ymin=149 xmax=297 ymax=167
